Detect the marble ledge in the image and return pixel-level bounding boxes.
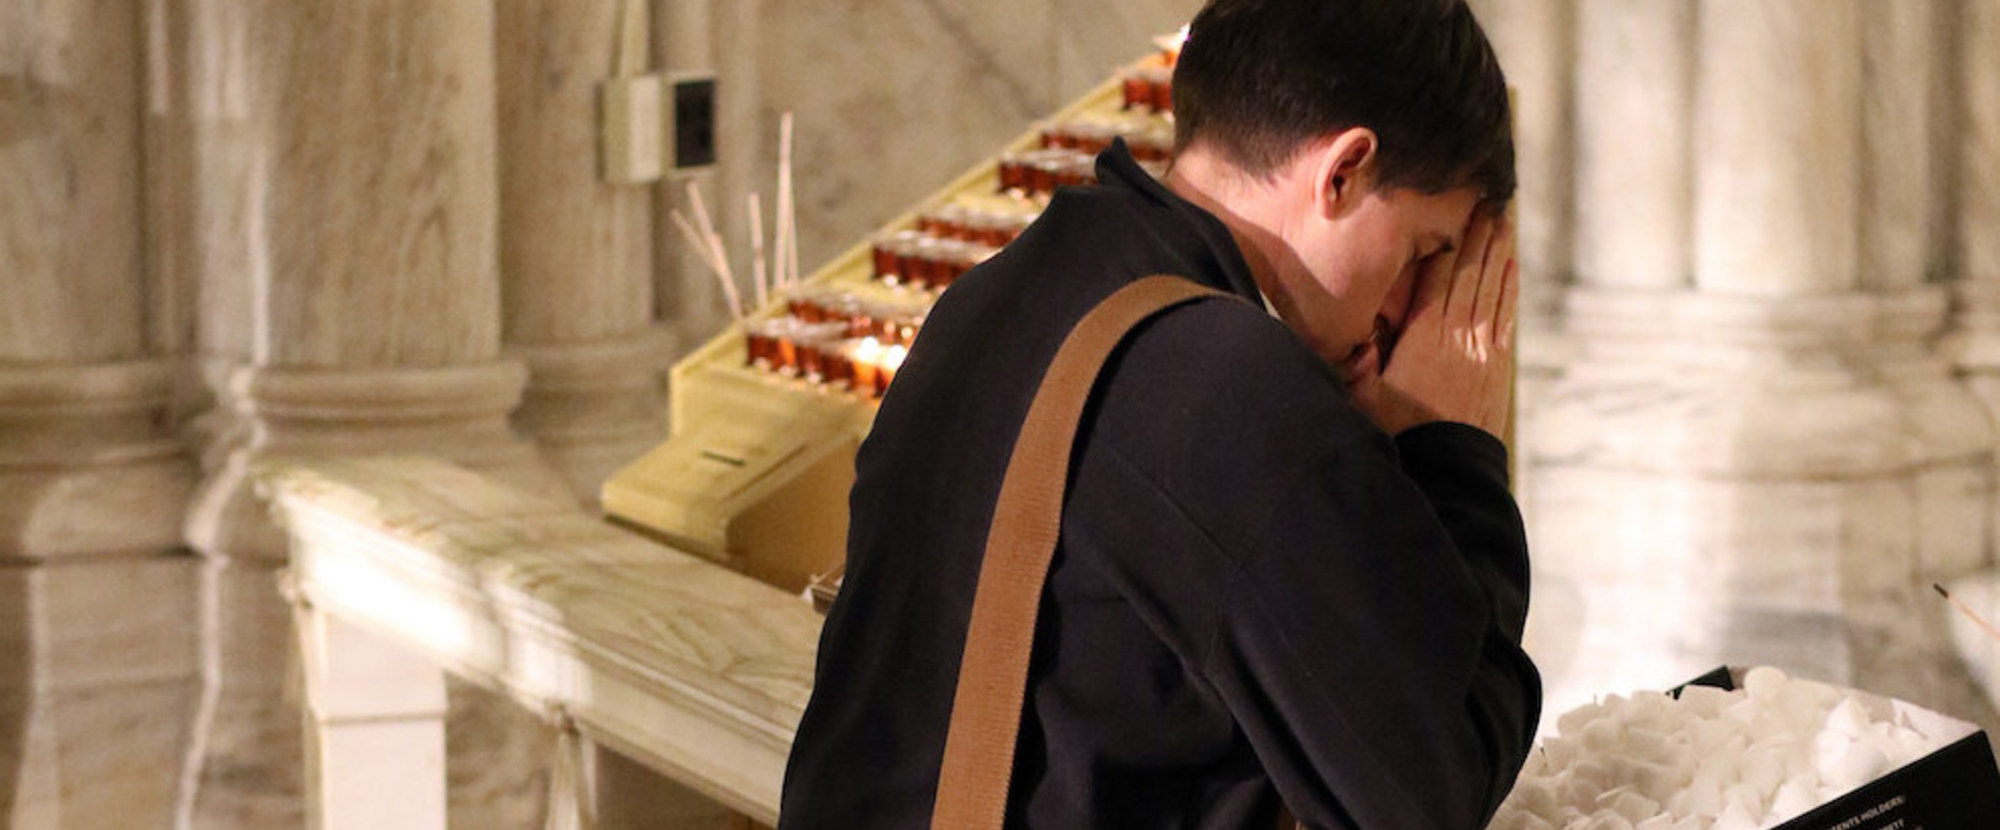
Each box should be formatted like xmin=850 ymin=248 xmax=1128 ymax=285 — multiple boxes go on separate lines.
xmin=263 ymin=455 xmax=822 ymax=825
xmin=753 ymin=0 xmax=1054 ymax=266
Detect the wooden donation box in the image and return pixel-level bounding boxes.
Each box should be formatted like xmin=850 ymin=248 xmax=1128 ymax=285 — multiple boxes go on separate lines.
xmin=603 ymin=46 xmax=1181 ymax=598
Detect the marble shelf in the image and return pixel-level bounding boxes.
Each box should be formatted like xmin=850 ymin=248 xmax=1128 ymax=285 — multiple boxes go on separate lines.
xmin=263 ymin=456 xmax=822 ymax=828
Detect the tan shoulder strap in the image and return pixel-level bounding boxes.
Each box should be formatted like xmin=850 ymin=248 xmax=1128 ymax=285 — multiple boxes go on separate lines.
xmin=931 ymin=275 xmax=1228 ymax=829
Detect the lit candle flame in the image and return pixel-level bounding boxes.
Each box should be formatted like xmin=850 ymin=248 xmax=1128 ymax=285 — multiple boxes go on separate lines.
xmin=1155 ymin=24 xmax=1191 ymax=61
xmin=854 ymin=336 xmax=883 ymax=365
xmin=881 ymin=344 xmax=908 ymax=373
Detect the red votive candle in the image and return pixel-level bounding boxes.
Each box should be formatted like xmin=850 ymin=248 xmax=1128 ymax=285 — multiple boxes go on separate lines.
xmin=877 ymin=344 xmax=908 ymax=395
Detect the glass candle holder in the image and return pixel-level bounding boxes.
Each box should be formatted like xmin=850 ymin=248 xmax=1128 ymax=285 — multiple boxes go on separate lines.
xmin=1072 ymin=121 xmax=1115 ymax=156
xmin=1122 ymin=74 xmax=1153 ymax=111
xmin=846 ymin=337 xmax=884 ymax=397
xmin=998 ymin=152 xmax=1032 ymax=193
xmin=767 ymin=318 xmax=807 ymax=375
xmin=877 ymin=344 xmax=909 ymax=396
xmin=965 ymin=210 xmax=1009 ymax=248
xmin=1025 ymin=152 xmax=1061 ymax=195
xmin=745 ymin=319 xmax=783 ymax=369
xmin=1142 ymin=66 xmax=1174 ymax=112
xmin=819 ymin=340 xmax=855 ymax=389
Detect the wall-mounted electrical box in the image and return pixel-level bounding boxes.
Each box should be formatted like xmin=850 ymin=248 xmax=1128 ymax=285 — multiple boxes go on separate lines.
xmin=600 ymin=73 xmax=667 ymax=184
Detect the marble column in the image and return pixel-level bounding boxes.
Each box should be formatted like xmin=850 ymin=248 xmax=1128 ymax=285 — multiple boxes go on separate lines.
xmin=654 ymin=0 xmax=730 ymax=343
xmin=1953 ymin=1 xmax=2000 ymax=579
xmin=1466 ymin=0 xmax=1576 ymax=520
xmin=182 ymin=0 xmax=569 ymax=563
xmin=714 ymin=0 xmax=764 ymax=322
xmin=1572 ymin=0 xmax=1693 ymax=294
xmin=1 ymin=3 xmax=202 ymax=828
xmin=1956 ymin=3 xmax=2000 ymax=412
xmin=173 ymin=3 xmax=567 ymax=825
xmin=1 ymin=556 xmax=200 ymax=829
xmin=496 ymin=0 xmax=671 ymax=504
xmin=0 ymin=0 xmax=195 ymax=561
xmin=1529 ymin=0 xmax=1997 ymax=730
xmin=1469 ymin=0 xmax=1574 ymax=318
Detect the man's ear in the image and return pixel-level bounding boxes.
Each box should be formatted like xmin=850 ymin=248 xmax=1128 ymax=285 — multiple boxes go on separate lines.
xmin=1312 ymin=127 xmax=1380 ymax=217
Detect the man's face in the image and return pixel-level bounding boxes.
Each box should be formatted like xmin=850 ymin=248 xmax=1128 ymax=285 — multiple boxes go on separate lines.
xmin=1279 ymin=183 xmax=1482 ymax=368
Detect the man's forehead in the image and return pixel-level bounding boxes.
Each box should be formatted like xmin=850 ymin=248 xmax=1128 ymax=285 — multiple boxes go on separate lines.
xmin=1400 ymin=187 xmax=1483 ymax=236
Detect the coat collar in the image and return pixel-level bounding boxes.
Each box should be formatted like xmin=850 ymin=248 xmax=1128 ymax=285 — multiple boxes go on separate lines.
xmin=1094 ymin=139 xmax=1265 ymax=305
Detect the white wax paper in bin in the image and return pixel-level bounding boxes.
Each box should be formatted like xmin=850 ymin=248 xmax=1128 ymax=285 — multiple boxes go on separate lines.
xmin=1487 ymin=667 xmax=1975 ymax=830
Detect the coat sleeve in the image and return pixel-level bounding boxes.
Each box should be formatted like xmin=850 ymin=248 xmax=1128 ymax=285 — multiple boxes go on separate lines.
xmin=1199 ymin=416 xmax=1541 ymax=830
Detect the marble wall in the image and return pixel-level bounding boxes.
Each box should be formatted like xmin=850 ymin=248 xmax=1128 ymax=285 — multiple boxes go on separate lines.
xmin=1522 ymin=0 xmax=2000 ymax=741
xmin=657 ymin=0 xmax=1201 ymax=342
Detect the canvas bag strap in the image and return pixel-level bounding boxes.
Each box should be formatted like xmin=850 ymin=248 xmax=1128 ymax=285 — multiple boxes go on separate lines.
xmin=931 ymin=275 xmax=1227 ymax=829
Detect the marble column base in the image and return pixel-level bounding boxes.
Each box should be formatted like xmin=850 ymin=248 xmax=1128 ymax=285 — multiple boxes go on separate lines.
xmin=0 ymin=554 xmax=199 ymax=829
xmin=0 ymin=360 xmax=196 ymax=561
xmin=183 ymin=357 xmax=249 ymax=477
xmin=185 ymin=362 xmax=573 ymax=562
xmin=1524 ymin=287 xmax=1998 ymax=728
xmin=1945 ymin=318 xmax=2000 ymax=565
xmin=173 ymin=557 xmax=302 ymax=829
xmin=509 ymin=329 xmax=675 ymax=507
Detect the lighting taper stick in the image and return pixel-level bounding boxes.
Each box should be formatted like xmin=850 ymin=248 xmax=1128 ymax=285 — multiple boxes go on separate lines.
xmin=1936 ymin=583 xmax=2000 ymax=643
xmin=748 ymin=191 xmax=769 ymax=310
xmin=684 ymin=180 xmax=730 ymax=279
xmin=669 ymin=209 xmax=722 ymax=275
xmin=777 ymin=111 xmax=799 ymax=287
xmin=671 ymin=209 xmax=742 ymax=321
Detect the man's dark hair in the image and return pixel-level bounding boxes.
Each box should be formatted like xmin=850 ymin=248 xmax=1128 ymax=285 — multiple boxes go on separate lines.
xmin=1173 ymin=0 xmax=1515 ymax=201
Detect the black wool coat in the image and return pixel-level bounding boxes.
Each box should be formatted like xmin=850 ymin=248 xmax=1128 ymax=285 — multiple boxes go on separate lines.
xmin=779 ymin=142 xmax=1541 ymax=830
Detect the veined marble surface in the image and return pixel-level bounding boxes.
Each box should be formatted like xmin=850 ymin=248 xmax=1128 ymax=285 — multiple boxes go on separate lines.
xmin=0 ymin=555 xmax=199 ymax=830
xmin=698 ymin=0 xmax=1198 ymax=314
xmin=267 ymin=455 xmax=823 ymax=827
xmin=0 ymin=0 xmax=146 ymax=363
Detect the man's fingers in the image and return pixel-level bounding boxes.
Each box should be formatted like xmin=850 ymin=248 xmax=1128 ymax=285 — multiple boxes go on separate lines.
xmin=1472 ymin=215 xmax=1514 ymax=329
xmin=1448 ymin=211 xmax=1496 ymax=326
xmin=1495 ymin=257 xmax=1519 ymax=349
xmin=1410 ymin=244 xmax=1456 ymax=338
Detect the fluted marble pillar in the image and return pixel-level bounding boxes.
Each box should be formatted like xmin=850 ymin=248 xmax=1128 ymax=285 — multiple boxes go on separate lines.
xmin=1 ymin=3 xmax=202 ymax=828
xmin=1529 ymin=0 xmax=1997 ymax=730
xmin=496 ymin=0 xmax=671 ymax=504
xmin=1468 ymin=0 xmax=1573 ymax=320
xmin=1953 ymin=2 xmax=2000 ymax=573
xmin=1465 ymin=0 xmax=1575 ymax=520
xmin=654 ymin=0 xmax=731 ymax=342
xmin=172 ymin=3 xmax=567 ymax=825
xmin=1694 ymin=2 xmax=1862 ymax=296
xmin=1572 ymin=0 xmax=1693 ymax=293
xmin=1 ymin=556 xmax=199 ymax=829
xmin=1 ymin=0 xmax=195 ymax=560
xmin=1956 ymin=3 xmax=2000 ymax=411
xmin=183 ymin=0 xmax=569 ymax=561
